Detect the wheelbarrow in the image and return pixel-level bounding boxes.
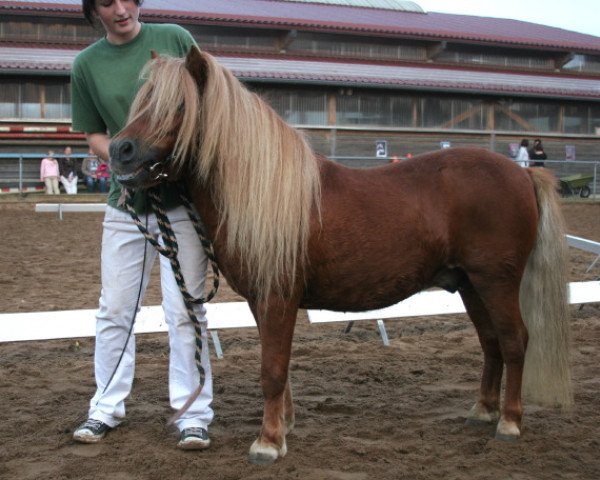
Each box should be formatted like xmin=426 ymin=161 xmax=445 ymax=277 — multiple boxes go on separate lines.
xmin=559 ymin=174 xmax=593 ymax=198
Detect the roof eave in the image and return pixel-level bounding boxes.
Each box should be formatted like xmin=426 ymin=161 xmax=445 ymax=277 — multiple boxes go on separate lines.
xmin=139 ymin=11 xmax=600 ymax=55
xmin=236 ymin=75 xmax=600 ymax=101
xmin=0 ymin=5 xmax=598 ymax=54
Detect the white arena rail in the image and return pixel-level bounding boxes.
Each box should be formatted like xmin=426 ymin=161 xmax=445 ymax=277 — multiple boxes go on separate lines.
xmin=307 ymin=281 xmax=600 ymax=345
xmin=1 ymin=282 xmax=598 ymax=352
xmin=14 ymin=215 xmax=600 ymax=351
xmin=0 ymin=302 xmax=255 ymax=359
xmin=35 ymin=202 xmax=106 ymax=219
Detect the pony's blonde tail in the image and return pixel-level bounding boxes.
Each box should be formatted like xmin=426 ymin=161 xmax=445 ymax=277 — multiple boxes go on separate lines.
xmin=520 ymin=168 xmax=573 ymax=408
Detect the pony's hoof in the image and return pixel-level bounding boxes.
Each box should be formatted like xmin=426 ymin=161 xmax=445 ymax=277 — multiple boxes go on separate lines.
xmin=495 ymin=419 xmax=520 ymax=442
xmin=248 ymin=439 xmax=286 ymax=465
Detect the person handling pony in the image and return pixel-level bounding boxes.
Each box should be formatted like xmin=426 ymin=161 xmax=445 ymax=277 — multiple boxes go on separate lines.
xmin=70 ymin=0 xmax=214 ymax=450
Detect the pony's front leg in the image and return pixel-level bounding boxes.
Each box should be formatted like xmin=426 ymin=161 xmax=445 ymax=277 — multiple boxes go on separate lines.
xmin=248 ymin=298 xmax=299 ymax=465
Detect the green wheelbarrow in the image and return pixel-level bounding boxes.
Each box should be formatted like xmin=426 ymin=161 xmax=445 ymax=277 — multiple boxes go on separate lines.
xmin=559 ymin=174 xmax=593 ymax=198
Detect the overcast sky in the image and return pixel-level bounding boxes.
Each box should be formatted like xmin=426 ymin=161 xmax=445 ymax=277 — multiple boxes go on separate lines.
xmin=416 ymin=0 xmax=600 ymax=38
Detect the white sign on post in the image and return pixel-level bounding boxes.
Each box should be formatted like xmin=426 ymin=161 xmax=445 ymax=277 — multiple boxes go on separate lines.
xmin=375 ymin=140 xmax=388 ymax=158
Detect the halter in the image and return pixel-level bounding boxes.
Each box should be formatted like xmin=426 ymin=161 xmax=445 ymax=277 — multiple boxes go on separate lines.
xmin=146 ymin=153 xmax=173 ymax=182
xmin=123 ymin=181 xmax=220 ymax=394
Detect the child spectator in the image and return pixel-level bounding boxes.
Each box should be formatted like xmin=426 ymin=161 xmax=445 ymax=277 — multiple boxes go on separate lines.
xmin=40 ymin=149 xmax=60 ymax=195
xmin=95 ymin=158 xmax=110 ymax=193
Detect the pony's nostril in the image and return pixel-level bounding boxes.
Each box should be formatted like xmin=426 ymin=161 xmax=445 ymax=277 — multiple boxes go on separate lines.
xmin=118 ymin=139 xmax=137 ymax=163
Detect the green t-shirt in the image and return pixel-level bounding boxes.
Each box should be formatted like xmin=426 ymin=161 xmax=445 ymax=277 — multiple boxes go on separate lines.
xmin=71 ymin=23 xmax=196 ymax=212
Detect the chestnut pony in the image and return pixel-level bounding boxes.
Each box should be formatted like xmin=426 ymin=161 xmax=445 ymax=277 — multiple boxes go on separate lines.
xmin=110 ymin=46 xmax=572 ymax=464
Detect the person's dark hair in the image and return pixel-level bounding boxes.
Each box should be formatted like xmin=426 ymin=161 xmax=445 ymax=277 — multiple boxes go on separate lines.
xmin=520 ymin=139 xmax=529 ymax=148
xmin=533 ymin=138 xmax=543 ymax=148
xmin=82 ymin=0 xmax=144 ymax=25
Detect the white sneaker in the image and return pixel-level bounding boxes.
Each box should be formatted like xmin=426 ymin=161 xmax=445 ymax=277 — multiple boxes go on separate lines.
xmin=177 ymin=427 xmax=211 ymax=450
xmin=73 ymin=419 xmax=111 ymax=444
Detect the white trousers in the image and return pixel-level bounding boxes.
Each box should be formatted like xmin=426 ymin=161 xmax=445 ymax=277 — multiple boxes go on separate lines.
xmin=60 ymin=175 xmax=78 ymax=194
xmin=88 ymin=205 xmax=214 ymax=431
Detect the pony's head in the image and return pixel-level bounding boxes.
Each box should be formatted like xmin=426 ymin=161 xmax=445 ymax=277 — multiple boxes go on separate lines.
xmin=110 ymin=47 xmax=207 ymax=189
xmin=111 ymin=46 xmax=321 ymax=299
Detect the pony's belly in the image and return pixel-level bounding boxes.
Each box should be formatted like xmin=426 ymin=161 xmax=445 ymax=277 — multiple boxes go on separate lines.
xmin=300 ymin=280 xmax=421 ymax=312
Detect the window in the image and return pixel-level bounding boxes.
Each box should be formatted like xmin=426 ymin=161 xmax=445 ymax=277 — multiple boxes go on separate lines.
xmin=590 ymin=105 xmax=600 ymax=135
xmin=0 ymin=83 xmax=19 ymax=118
xmin=563 ymin=104 xmax=588 ymax=133
xmin=0 ymin=80 xmax=71 ymax=120
xmin=45 ymin=83 xmax=71 ymax=119
xmin=255 ymin=88 xmax=328 ymax=125
xmin=564 ymin=55 xmax=600 ymax=74
xmin=288 ymin=32 xmax=426 ymax=62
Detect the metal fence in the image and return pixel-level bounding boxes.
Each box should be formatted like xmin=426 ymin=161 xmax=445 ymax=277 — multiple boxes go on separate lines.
xmin=0 ymin=152 xmax=90 ymax=193
xmin=330 ymin=155 xmax=599 ymax=199
xmin=1 ymin=152 xmax=598 ymax=198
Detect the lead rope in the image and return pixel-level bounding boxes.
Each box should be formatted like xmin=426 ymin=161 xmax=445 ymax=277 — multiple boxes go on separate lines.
xmin=122 ymin=184 xmax=220 ymax=399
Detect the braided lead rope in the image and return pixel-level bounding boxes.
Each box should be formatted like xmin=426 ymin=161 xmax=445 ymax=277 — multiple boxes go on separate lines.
xmin=145 ymin=188 xmax=204 ymax=381
xmin=175 ymin=182 xmax=220 ymax=303
xmin=122 ymin=189 xmax=175 ymax=259
xmin=122 ymin=185 xmax=222 ymax=389
xmin=123 ymin=189 xmax=204 ymax=382
xmin=147 ymin=187 xmax=220 ymax=305
xmin=123 ymin=187 xmax=220 ymax=303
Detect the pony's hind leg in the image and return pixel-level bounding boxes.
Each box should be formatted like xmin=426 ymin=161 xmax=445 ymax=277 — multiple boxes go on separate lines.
xmin=459 ymin=282 xmax=502 ymax=426
xmin=464 ymin=277 xmax=528 ymax=441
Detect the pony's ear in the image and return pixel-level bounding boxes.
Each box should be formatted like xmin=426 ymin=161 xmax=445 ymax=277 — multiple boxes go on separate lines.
xmin=184 ymin=45 xmax=208 ymax=90
xmin=150 ymin=50 xmax=159 ymax=60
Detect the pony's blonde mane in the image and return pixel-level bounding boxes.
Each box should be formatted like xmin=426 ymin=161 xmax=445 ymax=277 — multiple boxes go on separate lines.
xmin=128 ymin=50 xmax=322 ymax=299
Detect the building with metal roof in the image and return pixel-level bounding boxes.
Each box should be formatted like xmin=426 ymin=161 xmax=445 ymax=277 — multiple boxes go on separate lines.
xmin=275 ymin=0 xmax=424 ymax=12
xmin=0 ymin=0 xmax=599 ymax=163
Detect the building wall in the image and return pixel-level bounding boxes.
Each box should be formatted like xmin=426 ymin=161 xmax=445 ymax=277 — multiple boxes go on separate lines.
xmin=1 ymin=13 xmax=600 ymax=167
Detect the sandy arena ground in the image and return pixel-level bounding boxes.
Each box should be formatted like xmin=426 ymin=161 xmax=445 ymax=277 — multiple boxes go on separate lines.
xmin=0 ymin=200 xmax=599 ymax=480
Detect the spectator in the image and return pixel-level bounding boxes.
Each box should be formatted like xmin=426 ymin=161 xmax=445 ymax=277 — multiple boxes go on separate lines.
xmin=59 ymin=146 xmax=79 ymax=194
xmin=515 ymin=139 xmax=530 ymax=168
xmin=529 ymin=139 xmax=547 ymax=167
xmin=95 ymin=157 xmax=110 ymax=193
xmin=81 ymin=148 xmax=100 ymax=193
xmin=40 ymin=149 xmax=60 ymax=195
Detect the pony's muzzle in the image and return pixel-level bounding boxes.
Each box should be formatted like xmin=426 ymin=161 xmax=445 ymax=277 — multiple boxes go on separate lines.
xmin=110 ymin=138 xmax=139 ymax=167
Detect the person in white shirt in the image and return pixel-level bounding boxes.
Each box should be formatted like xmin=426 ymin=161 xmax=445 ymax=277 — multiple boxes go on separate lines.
xmin=516 ymin=139 xmax=530 ymax=168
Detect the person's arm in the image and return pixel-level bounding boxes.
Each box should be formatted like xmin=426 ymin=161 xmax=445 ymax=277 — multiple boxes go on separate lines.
xmin=85 ymin=133 xmax=111 ymax=162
